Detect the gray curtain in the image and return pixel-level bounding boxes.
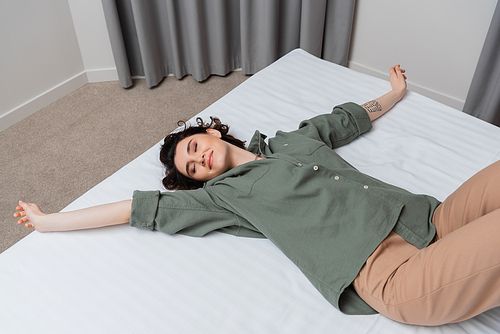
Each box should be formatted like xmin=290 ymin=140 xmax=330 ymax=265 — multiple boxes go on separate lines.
xmin=101 ymin=0 xmax=356 ymax=88
xmin=463 ymin=1 xmax=500 ymax=127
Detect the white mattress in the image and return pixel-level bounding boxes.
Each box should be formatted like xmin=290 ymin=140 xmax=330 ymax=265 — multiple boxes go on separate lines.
xmin=2 ymin=49 xmax=500 ymax=333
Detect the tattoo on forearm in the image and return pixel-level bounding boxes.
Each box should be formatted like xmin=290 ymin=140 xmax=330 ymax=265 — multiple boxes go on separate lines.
xmin=361 ymin=100 xmax=382 ymax=113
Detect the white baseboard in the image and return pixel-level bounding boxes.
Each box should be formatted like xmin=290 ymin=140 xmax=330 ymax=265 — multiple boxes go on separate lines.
xmin=86 ymin=68 xmax=119 ymax=83
xmin=1 ymin=67 xmax=243 ymax=132
xmin=0 ymin=68 xmax=122 ymax=133
xmin=347 ymin=61 xmax=465 ymax=111
xmin=0 ymin=71 xmax=88 ymax=132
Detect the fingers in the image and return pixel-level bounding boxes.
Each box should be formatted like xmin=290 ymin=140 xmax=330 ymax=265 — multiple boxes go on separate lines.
xmin=391 ymin=65 xmax=406 ymax=75
xmin=14 ymin=210 xmax=26 ymax=218
xmin=14 ymin=201 xmax=32 ymax=228
xmin=18 ymin=217 xmax=29 ymax=225
xmin=18 ymin=200 xmax=29 ymax=209
xmin=14 ymin=211 xmax=29 ymax=225
xmin=390 ymin=65 xmax=408 ymax=82
xmin=15 ymin=215 xmax=28 ymax=225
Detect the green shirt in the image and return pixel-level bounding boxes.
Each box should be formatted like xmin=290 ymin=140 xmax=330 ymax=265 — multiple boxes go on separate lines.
xmin=130 ymin=102 xmax=439 ymax=315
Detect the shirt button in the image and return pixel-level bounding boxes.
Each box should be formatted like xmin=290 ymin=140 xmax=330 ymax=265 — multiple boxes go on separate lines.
xmin=313 ymin=166 xmax=319 ymax=171
xmin=364 ymin=185 xmax=369 ymax=189
xmin=297 ymin=163 xmax=303 ymax=167
xmin=334 ymin=176 xmax=340 ymax=180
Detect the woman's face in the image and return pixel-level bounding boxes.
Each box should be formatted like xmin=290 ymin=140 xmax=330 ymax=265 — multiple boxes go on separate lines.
xmin=174 ymin=129 xmax=232 ymax=182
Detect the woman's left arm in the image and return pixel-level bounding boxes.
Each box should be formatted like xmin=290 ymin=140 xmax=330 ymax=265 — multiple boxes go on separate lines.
xmin=361 ymin=65 xmax=407 ymax=121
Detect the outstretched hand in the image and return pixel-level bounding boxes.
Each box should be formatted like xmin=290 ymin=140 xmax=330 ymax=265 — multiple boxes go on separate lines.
xmin=389 ymin=65 xmax=407 ymax=100
xmin=14 ymin=201 xmax=46 ymax=231
xmin=361 ymin=64 xmax=408 ymax=122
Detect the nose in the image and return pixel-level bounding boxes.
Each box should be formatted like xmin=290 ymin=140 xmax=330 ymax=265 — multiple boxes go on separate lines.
xmin=198 ymin=152 xmax=206 ymax=166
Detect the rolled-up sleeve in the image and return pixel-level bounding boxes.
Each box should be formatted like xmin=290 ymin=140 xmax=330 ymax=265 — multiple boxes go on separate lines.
xmin=130 ymin=189 xmax=259 ymax=238
xmin=130 ymin=190 xmax=160 ymax=231
xmin=295 ymin=102 xmax=372 ymax=148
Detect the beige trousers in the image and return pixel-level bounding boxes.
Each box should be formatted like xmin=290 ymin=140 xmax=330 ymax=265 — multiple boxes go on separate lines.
xmin=353 ymin=160 xmax=500 ymax=326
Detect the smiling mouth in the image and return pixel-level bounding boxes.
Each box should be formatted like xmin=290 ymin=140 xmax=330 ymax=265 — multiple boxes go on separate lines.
xmin=208 ymin=151 xmax=213 ymax=169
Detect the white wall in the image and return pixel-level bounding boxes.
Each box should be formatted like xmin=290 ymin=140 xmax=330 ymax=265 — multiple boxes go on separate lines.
xmin=0 ymin=0 xmax=86 ymax=132
xmin=0 ymin=0 xmax=116 ymax=132
xmin=67 ymin=0 xmax=117 ymax=82
xmin=1 ymin=0 xmax=497 ymax=132
xmin=349 ymin=0 xmax=498 ymax=110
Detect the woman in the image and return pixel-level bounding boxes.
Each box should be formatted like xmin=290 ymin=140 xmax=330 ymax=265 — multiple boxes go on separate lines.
xmin=14 ymin=65 xmax=500 ymax=326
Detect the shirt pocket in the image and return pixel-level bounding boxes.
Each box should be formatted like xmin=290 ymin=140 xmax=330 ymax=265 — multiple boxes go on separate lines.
xmin=269 ymin=132 xmax=325 ymax=157
xmin=211 ymin=165 xmax=271 ymax=197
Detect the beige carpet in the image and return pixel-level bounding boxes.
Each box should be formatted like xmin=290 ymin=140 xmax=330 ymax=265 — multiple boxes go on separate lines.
xmin=0 ymin=72 xmax=249 ymax=253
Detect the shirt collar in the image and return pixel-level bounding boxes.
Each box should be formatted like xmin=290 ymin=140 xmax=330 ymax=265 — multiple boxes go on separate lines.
xmin=204 ymin=130 xmax=269 ymax=188
xmin=247 ymin=130 xmax=269 ymax=155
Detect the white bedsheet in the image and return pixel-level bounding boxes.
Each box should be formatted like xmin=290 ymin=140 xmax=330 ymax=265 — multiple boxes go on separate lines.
xmin=2 ymin=49 xmax=500 ymax=333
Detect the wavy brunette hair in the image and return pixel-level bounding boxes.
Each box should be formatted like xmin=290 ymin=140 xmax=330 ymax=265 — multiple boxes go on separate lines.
xmin=160 ymin=117 xmax=246 ymax=190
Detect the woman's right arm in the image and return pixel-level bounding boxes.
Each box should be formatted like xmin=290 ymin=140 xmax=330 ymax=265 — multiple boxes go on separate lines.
xmin=14 ymin=200 xmax=132 ymax=232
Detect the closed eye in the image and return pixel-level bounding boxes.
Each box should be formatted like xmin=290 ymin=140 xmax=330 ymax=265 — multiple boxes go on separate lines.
xmin=185 ymin=140 xmax=198 ymax=177
xmin=186 ymin=161 xmax=196 ymax=177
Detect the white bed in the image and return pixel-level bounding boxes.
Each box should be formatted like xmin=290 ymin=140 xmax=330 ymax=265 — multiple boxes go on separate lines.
xmin=2 ymin=49 xmax=500 ymax=333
